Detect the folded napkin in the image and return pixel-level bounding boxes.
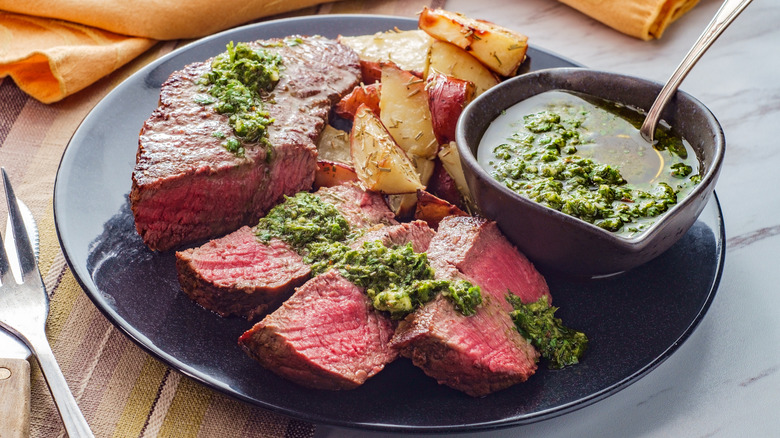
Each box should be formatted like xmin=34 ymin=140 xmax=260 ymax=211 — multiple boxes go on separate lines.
xmin=558 ymin=0 xmax=700 ymax=40
xmin=0 ymin=0 xmax=330 ymax=103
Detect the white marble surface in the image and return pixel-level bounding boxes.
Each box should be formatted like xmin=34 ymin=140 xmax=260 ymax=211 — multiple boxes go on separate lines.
xmin=317 ymin=0 xmax=780 ymax=437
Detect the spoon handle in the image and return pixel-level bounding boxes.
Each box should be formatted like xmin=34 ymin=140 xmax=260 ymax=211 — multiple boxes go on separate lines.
xmin=640 ymin=0 xmax=753 ymax=141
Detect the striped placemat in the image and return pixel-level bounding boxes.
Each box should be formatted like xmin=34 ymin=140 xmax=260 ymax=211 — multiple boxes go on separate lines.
xmin=0 ymin=1 xmax=441 ymax=436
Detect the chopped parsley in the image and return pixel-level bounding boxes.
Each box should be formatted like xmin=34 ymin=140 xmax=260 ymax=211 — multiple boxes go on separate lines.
xmin=305 ymin=240 xmax=482 ymax=319
xmin=197 ymin=41 xmax=282 ymax=156
xmin=507 ymin=295 xmax=588 ymax=369
xmin=255 ymin=192 xmax=350 ymax=250
xmin=255 ymin=192 xmax=483 ymax=318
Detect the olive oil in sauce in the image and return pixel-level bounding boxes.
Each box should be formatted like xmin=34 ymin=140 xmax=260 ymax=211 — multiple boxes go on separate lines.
xmin=478 ymin=90 xmax=700 ymax=237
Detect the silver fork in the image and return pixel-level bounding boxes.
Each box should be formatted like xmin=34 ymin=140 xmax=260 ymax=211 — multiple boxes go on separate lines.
xmin=0 ymin=168 xmax=94 ymax=438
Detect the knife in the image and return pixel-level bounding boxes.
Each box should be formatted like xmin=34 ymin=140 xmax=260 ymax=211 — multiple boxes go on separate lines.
xmin=0 ymin=199 xmax=38 ymax=438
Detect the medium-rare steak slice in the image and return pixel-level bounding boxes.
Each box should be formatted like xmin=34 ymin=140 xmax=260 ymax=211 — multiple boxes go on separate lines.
xmin=238 ymin=270 xmax=397 ymax=390
xmin=176 ymin=226 xmax=309 ymax=321
xmin=132 ymin=36 xmax=361 ymax=251
xmin=390 ymin=294 xmax=538 ymax=397
xmin=351 ymin=219 xmax=434 ymax=253
xmin=238 ymin=222 xmax=435 ymax=390
xmin=427 ymin=216 xmax=551 ymax=309
xmin=390 ymin=215 xmax=549 ymax=396
xmin=176 ymin=183 xmax=396 ymax=320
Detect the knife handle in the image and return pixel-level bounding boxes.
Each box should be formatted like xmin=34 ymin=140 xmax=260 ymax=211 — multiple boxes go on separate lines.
xmin=0 ymin=358 xmax=30 ymax=438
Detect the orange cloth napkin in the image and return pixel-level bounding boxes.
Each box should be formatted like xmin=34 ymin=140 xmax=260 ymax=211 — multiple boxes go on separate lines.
xmin=0 ymin=0 xmax=331 ymax=103
xmin=558 ymin=0 xmax=700 ymax=40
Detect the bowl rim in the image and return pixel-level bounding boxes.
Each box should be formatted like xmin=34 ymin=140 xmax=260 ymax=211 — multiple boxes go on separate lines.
xmin=455 ymin=67 xmax=726 ymax=252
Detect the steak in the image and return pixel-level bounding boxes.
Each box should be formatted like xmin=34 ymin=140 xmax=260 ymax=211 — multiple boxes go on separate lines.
xmin=176 ymin=183 xmax=396 ymax=320
xmin=238 ymin=221 xmax=435 ymax=390
xmin=390 ymin=295 xmax=538 ymax=397
xmin=427 ymin=216 xmax=551 ymax=309
xmin=238 ymin=270 xmax=397 ymax=390
xmin=351 ymin=219 xmax=435 ymax=253
xmin=131 ymin=36 xmax=361 ymax=251
xmin=389 ymin=216 xmax=550 ymax=396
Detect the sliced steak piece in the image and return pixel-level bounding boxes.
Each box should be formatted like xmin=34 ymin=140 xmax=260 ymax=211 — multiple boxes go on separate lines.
xmin=427 ymin=215 xmax=551 ymax=309
xmin=237 ymin=222 xmax=435 ymax=390
xmin=390 ymin=294 xmax=538 ymax=397
xmin=238 ymin=270 xmax=397 ymax=390
xmin=390 ymin=215 xmax=549 ymax=397
xmin=176 ymin=183 xmax=396 ymax=320
xmin=132 ymin=36 xmax=361 ymax=251
xmin=176 ymin=226 xmax=309 ymax=321
xmin=351 ymin=219 xmax=435 ymax=253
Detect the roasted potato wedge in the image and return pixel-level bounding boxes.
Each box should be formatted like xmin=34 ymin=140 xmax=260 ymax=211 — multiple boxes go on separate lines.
xmin=334 ymin=83 xmax=382 ymax=121
xmin=412 ymin=155 xmax=435 ymax=187
xmin=379 ymin=63 xmax=439 ymax=160
xmin=385 ymin=193 xmax=418 ymax=219
xmin=426 ymin=159 xmax=464 ymax=208
xmin=426 ymin=40 xmax=498 ymax=96
xmin=414 ymin=189 xmax=468 ymax=229
xmin=339 ymin=30 xmax=433 ymax=78
xmin=315 ymin=125 xmax=357 ymax=188
xmin=351 ymin=105 xmax=423 ymax=194
xmin=427 ymin=72 xmax=476 ymax=144
xmin=315 ymin=161 xmax=358 ymax=189
xmin=317 ymin=125 xmax=352 ymax=165
xmin=437 ymin=141 xmax=472 ymax=202
xmin=419 ymin=7 xmax=528 ymax=77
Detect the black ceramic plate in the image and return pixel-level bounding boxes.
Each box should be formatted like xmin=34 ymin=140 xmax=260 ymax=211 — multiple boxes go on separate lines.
xmin=53 ymin=15 xmax=725 ymax=433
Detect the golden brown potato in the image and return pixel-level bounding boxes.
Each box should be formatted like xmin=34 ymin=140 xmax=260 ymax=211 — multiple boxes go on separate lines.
xmin=419 ymin=7 xmax=528 ymax=77
xmin=414 ymin=189 xmax=468 ymax=229
xmin=379 ymin=63 xmax=439 ymax=161
xmin=334 ymin=83 xmax=382 ymax=121
xmin=339 ymin=29 xmax=432 ymax=78
xmin=350 ymin=105 xmax=424 ymax=194
xmin=426 ymin=40 xmax=499 ymax=96
xmin=427 ymin=71 xmax=476 ymax=144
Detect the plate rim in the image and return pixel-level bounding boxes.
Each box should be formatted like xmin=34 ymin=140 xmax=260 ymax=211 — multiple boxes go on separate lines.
xmin=52 ymin=13 xmax=726 ymax=433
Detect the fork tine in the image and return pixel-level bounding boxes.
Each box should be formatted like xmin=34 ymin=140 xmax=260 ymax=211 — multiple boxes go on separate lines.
xmin=1 ymin=168 xmax=36 ymax=279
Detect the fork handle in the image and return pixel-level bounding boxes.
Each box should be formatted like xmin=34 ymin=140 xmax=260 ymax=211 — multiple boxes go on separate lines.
xmin=28 ymin=334 xmax=95 ymax=438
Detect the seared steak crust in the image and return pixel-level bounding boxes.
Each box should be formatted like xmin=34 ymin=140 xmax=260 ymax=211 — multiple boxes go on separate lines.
xmin=132 ymin=36 xmax=361 ymax=251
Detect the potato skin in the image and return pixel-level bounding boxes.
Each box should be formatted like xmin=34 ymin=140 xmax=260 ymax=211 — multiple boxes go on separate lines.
xmin=334 ymin=83 xmax=382 ymax=121
xmin=427 ymin=72 xmax=476 ymax=145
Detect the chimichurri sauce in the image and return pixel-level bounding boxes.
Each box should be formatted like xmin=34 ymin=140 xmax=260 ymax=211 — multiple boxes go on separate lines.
xmin=196 ymin=42 xmax=283 ymax=157
xmin=478 ymin=90 xmax=701 ymax=237
xmin=255 ymin=192 xmax=482 ymax=318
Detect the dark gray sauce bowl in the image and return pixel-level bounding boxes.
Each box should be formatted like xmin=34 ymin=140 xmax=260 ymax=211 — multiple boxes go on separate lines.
xmin=456 ymin=68 xmax=725 ymax=277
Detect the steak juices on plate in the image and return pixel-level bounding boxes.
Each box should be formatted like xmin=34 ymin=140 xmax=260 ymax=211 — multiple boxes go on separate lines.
xmin=130 ymin=26 xmax=583 ymax=395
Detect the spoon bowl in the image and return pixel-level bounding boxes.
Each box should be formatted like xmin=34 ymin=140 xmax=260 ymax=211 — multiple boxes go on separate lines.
xmin=456 ymin=67 xmax=724 ymax=277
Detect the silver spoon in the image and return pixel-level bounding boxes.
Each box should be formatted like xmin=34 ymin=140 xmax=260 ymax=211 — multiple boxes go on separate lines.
xmin=640 ymin=0 xmax=753 ymax=142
